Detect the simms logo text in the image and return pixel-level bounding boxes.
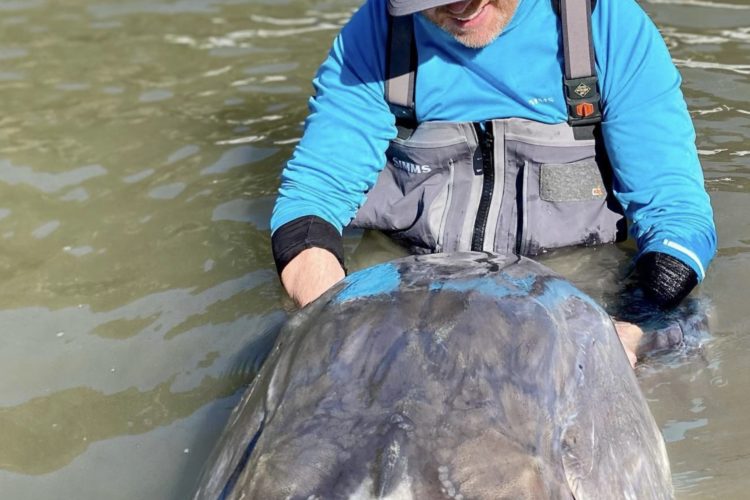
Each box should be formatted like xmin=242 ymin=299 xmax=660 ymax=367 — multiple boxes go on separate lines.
xmin=392 ymin=157 xmax=431 ymax=174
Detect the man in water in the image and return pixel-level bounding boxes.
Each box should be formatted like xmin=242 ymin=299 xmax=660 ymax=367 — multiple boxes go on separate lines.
xmin=269 ymin=0 xmax=716 ymax=361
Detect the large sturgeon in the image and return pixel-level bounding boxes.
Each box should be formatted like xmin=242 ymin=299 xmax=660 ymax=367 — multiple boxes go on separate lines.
xmin=194 ymin=253 xmax=673 ymax=499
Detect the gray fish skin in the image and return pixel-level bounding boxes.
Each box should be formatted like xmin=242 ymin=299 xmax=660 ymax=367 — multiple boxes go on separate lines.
xmin=194 ymin=253 xmax=673 ymax=500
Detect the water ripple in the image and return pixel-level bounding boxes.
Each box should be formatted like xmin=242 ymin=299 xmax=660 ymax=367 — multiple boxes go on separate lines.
xmin=32 ymin=220 xmax=60 ymax=239
xmin=0 ymin=161 xmax=107 ymax=193
xmin=693 ymin=105 xmax=730 ymax=116
xmin=60 ymin=187 xmax=89 ymax=202
xmin=662 ymin=27 xmax=730 ymax=45
xmin=227 ymin=114 xmax=284 ymax=126
xmin=215 ymin=135 xmax=266 ymax=146
xmin=148 ymin=182 xmax=186 ymax=200
xmin=647 ymin=0 xmax=750 ymax=9
xmin=122 ymin=169 xmax=154 ymax=184
xmin=0 ymin=47 xmax=28 ymax=59
xmin=0 ymin=0 xmax=46 ymax=11
xmin=223 ymin=25 xmax=341 ymax=40
xmin=664 ymin=26 xmax=750 ymax=46
xmin=663 ymin=418 xmax=710 ymax=442
xmin=139 ymin=89 xmax=173 ymax=103
xmin=249 ymin=14 xmax=317 ymax=26
xmin=164 ymin=20 xmax=342 ymax=50
xmin=165 ymin=145 xmax=200 ymax=165
xmin=0 ymin=71 xmax=23 ymax=81
xmin=211 ymin=197 xmax=272 ymax=229
xmin=200 ymin=146 xmax=277 ymax=175
xmin=720 ymin=27 xmax=750 ymax=41
xmin=88 ymin=1 xmax=219 ymax=18
xmin=202 ymin=65 xmax=232 ymax=77
xmin=674 ymin=58 xmax=750 ymax=75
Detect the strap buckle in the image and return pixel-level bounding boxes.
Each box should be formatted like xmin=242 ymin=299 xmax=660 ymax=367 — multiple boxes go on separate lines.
xmin=389 ymin=103 xmax=417 ymax=139
xmin=564 ymin=76 xmax=601 ymax=127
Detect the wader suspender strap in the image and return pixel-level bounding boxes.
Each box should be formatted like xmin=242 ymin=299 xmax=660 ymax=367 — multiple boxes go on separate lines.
xmin=384 ymin=1 xmax=601 ymax=139
xmin=385 ymin=14 xmax=418 ymax=136
xmin=559 ymin=0 xmax=601 ymax=140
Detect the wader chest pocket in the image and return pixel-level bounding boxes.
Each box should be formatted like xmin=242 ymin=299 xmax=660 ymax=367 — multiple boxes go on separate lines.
xmin=351 ymin=138 xmax=472 ymax=253
xmin=523 ymin=159 xmax=622 ymax=253
xmin=539 ymin=161 xmax=607 ymax=202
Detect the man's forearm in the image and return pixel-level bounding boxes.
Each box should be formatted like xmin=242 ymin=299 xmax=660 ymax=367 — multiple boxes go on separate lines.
xmin=271 ymin=215 xmax=346 ymax=308
xmin=280 ymin=247 xmax=345 ymax=307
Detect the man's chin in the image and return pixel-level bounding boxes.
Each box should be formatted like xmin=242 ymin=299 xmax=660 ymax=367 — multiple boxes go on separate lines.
xmin=451 ymin=29 xmax=502 ymax=48
xmin=420 ymin=0 xmax=520 ymax=49
xmin=421 ymin=12 xmax=507 ymax=49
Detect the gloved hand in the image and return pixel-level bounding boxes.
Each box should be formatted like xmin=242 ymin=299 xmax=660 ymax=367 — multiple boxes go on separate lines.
xmin=635 ymin=251 xmax=698 ymax=309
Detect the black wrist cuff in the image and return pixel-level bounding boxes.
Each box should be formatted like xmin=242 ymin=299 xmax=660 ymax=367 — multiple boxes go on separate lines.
xmin=271 ymin=216 xmax=345 ymax=276
xmin=636 ymin=252 xmax=698 ymax=309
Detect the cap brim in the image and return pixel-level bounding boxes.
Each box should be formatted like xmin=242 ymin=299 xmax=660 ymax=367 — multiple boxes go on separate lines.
xmin=388 ymin=0 xmax=456 ymax=16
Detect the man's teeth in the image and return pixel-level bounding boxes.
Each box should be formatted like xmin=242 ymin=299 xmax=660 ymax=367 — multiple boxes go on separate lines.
xmin=455 ymin=7 xmax=483 ymax=21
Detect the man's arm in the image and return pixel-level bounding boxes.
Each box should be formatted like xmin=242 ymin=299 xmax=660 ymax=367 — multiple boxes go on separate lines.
xmin=280 ymin=248 xmax=345 ymax=307
xmin=593 ymin=0 xmax=717 ymax=305
xmin=272 ymin=216 xmax=347 ymax=307
xmin=270 ymin=0 xmax=396 ymax=306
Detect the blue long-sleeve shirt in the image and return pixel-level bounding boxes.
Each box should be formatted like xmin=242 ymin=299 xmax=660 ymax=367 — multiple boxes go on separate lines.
xmin=271 ymin=0 xmax=717 ymax=279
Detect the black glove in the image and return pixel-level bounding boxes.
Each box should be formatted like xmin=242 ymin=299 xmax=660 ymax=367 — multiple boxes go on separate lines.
xmin=635 ymin=251 xmax=698 ymax=309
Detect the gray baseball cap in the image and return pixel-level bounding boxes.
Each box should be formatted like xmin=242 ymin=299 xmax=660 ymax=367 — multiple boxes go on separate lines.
xmin=388 ymin=0 xmax=456 ymax=16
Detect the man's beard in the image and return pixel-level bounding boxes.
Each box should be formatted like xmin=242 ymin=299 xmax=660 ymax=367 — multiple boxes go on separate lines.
xmin=421 ymin=0 xmax=519 ymax=49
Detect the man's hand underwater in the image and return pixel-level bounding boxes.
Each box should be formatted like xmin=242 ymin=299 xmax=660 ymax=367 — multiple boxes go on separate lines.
xmin=614 ymin=320 xmax=644 ymax=369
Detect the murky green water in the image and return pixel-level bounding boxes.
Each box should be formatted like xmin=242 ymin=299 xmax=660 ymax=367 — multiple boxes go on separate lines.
xmin=0 ymin=0 xmax=746 ymax=498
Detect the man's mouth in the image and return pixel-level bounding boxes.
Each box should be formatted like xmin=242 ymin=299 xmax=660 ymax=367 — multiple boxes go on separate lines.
xmin=450 ymin=3 xmax=489 ymax=26
xmin=454 ymin=6 xmax=483 ymax=21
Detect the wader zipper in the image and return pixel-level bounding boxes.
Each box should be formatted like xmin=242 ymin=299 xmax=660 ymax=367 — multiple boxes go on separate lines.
xmin=515 ymin=162 xmax=525 ymax=254
xmin=471 ymin=122 xmax=494 ymax=252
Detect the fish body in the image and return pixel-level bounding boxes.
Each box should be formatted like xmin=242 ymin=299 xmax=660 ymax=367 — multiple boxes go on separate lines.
xmin=194 ymin=253 xmax=672 ymax=500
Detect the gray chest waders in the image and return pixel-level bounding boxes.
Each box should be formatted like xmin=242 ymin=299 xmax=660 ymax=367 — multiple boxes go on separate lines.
xmin=350 ymin=0 xmax=626 ymax=255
